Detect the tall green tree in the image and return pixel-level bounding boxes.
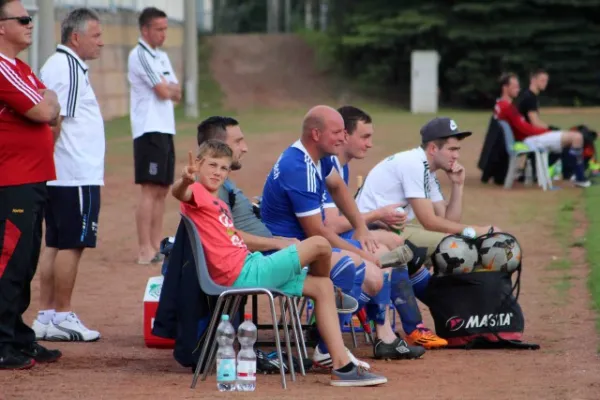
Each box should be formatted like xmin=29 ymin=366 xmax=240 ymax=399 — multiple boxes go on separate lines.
xmin=325 ymin=0 xmax=600 ymax=107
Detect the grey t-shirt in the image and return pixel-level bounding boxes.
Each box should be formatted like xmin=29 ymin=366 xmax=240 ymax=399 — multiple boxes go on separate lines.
xmin=218 ymin=179 xmax=273 ymax=238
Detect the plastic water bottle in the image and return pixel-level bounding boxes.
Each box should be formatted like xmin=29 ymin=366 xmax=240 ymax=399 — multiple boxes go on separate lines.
xmin=393 ymin=206 xmax=405 ymax=235
xmin=236 ymin=314 xmax=257 ymax=391
xmin=216 ymin=315 xmax=236 ymax=392
xmin=554 ymin=160 xmax=562 ymax=181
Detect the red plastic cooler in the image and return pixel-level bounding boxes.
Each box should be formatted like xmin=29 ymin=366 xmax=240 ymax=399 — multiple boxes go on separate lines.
xmin=143 ymin=276 xmax=175 ymax=349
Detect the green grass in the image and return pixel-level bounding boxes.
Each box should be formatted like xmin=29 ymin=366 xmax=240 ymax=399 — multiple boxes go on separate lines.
xmin=584 ymin=169 xmax=600 ymax=335
xmin=547 ymin=196 xmax=579 ymax=299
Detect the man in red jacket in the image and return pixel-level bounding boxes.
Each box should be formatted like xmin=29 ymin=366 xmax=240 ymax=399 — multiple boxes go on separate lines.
xmin=0 ymin=0 xmax=63 ymax=369
xmin=494 ymin=72 xmax=591 ymax=188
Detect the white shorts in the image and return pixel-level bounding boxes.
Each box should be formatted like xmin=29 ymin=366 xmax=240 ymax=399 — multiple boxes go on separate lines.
xmin=523 ymin=131 xmax=562 ymax=153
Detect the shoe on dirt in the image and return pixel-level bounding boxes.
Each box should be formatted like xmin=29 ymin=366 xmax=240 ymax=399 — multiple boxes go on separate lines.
xmin=17 ymin=342 xmax=62 ymax=363
xmin=312 ymin=345 xmax=371 ymax=370
xmin=0 ymin=345 xmax=35 ymax=370
xmin=45 ymin=312 xmax=100 ymax=342
xmin=32 ymin=319 xmax=49 ymax=340
xmin=330 ymin=365 xmax=387 ymax=387
xmin=256 ymin=349 xmax=312 ymax=374
xmin=373 ymin=337 xmax=426 ymax=360
xmin=406 ymin=327 xmax=448 ymax=349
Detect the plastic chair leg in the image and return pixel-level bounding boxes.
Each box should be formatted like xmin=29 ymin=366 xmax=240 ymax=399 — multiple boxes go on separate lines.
xmin=504 ymin=156 xmax=519 ymax=189
xmin=291 ymin=298 xmax=308 ymax=359
xmin=266 ymin=292 xmax=287 ymax=389
xmin=279 ymin=297 xmax=296 ymax=382
xmin=287 ymin=297 xmax=305 ymax=376
xmin=191 ymin=294 xmax=227 ymax=388
xmin=201 ymin=296 xmax=234 ymax=383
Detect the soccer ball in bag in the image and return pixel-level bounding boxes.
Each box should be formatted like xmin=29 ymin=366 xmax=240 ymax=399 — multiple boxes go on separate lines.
xmin=478 ymin=233 xmax=522 ymax=273
xmin=432 ymin=235 xmax=479 ymax=276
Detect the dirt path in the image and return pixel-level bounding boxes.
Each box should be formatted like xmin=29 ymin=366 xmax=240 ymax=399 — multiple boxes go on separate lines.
xmin=208 ymin=34 xmax=332 ymax=111
xmin=1 ymin=126 xmax=599 ymax=400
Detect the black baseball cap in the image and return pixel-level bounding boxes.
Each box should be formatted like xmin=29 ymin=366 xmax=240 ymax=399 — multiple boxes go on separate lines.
xmin=420 ymin=117 xmax=472 ymax=143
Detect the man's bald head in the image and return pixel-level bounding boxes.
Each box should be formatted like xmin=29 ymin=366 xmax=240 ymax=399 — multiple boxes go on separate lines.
xmin=301 ymin=105 xmax=346 ymax=157
xmin=302 ymin=105 xmax=343 ymax=138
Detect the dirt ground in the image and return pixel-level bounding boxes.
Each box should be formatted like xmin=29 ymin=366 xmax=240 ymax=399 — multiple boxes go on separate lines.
xmin=2 ymin=34 xmax=600 ymax=400
xmin=208 ymin=34 xmax=332 ymax=111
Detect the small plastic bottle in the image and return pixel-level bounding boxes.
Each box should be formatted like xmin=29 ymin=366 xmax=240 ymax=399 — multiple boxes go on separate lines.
xmin=215 ymin=315 xmax=236 ymax=392
xmin=236 ymin=314 xmax=257 ymax=391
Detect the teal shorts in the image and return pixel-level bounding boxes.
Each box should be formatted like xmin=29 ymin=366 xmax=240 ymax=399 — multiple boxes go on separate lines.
xmin=232 ymin=245 xmax=307 ymax=297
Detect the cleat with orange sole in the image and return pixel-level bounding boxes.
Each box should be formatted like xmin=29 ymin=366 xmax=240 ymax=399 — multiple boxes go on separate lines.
xmin=406 ymin=328 xmax=448 ymax=349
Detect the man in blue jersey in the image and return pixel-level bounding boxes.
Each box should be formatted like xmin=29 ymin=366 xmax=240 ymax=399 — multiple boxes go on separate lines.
xmin=261 ymin=105 xmax=425 ymax=361
xmin=323 ymin=106 xmax=448 ymax=349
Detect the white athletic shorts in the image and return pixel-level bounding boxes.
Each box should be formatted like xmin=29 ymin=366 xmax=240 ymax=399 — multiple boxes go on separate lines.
xmin=523 ymin=131 xmax=562 ymax=153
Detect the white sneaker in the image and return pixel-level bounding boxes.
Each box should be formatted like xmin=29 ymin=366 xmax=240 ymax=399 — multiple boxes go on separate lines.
xmin=574 ymin=180 xmax=592 ymax=188
xmin=45 ymin=312 xmax=101 ymax=342
xmin=312 ymin=345 xmax=371 ymax=370
xmin=31 ymin=319 xmax=49 ymax=340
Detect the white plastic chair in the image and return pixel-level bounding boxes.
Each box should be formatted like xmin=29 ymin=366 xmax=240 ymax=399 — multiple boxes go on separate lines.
xmin=498 ymin=120 xmax=552 ymax=191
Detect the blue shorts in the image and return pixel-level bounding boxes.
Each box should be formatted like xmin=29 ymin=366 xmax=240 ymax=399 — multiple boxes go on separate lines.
xmin=331 ymin=239 xmax=362 ymax=253
xmin=340 ymin=229 xmax=354 ymax=240
xmin=344 ymin=238 xmax=362 ymax=250
xmin=45 ymin=185 xmax=101 ymax=249
xmin=338 ymin=229 xmax=362 ymax=250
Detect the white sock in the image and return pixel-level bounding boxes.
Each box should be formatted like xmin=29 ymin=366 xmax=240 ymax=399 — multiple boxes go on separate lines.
xmin=52 ymin=311 xmax=71 ymax=324
xmin=37 ymin=309 xmax=55 ymax=324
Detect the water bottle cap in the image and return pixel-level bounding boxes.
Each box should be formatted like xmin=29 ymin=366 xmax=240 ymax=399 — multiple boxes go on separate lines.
xmin=221 ymin=314 xmax=229 ymax=321
xmin=244 ymin=313 xmax=252 ymax=320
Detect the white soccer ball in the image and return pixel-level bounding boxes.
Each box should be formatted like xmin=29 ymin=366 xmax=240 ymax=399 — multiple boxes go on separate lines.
xmin=478 ymin=233 xmax=522 ymax=273
xmin=432 ymin=235 xmax=479 ymax=276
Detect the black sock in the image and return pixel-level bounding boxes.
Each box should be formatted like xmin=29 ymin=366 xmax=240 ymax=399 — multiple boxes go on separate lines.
xmin=335 ymin=362 xmax=354 ymax=373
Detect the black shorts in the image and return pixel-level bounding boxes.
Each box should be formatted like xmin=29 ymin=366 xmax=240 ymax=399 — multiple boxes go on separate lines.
xmin=45 ymin=185 xmax=101 ymax=250
xmin=133 ymin=132 xmax=175 ymax=186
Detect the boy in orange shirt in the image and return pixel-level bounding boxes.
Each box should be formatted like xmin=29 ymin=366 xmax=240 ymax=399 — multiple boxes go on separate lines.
xmin=172 ymin=139 xmax=387 ymax=387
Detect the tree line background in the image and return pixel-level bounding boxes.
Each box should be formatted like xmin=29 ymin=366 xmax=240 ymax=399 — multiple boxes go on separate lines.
xmin=210 ymin=0 xmax=600 ymax=108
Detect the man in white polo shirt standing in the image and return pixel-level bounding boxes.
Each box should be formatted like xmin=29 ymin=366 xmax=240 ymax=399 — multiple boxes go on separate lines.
xmin=32 ymin=8 xmax=104 ymax=342
xmin=128 ymin=7 xmax=181 ymax=265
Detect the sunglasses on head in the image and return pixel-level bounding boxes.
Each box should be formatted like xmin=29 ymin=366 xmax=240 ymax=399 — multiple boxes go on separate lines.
xmin=0 ymin=16 xmax=32 ymax=25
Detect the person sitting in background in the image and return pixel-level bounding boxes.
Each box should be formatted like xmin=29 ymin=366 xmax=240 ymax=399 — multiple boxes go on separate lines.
xmin=494 ymin=72 xmax=591 ymax=188
xmin=517 ymin=68 xmax=599 ymax=179
xmin=517 ymin=68 xmax=553 ymax=129
xmin=172 ymin=139 xmax=387 ymax=387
